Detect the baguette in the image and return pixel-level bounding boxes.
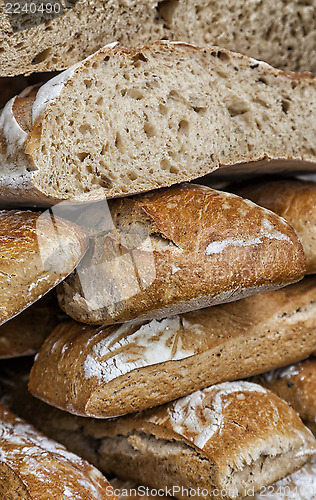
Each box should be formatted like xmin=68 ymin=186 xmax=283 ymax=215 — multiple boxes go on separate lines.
xmin=57 ymin=184 xmax=306 ymax=325
xmin=0 ymin=209 xmax=87 ymax=325
xmin=1 ymin=0 xmax=315 ymax=77
xmin=0 ymin=404 xmax=117 ymax=499
xmin=232 ymin=179 xmax=316 ymax=274
xmin=0 ymin=41 xmax=316 ymax=205
xmin=0 ymin=291 xmax=66 ymax=359
xmin=251 ymin=357 xmax=316 ymax=436
xmin=2 ymin=365 xmax=316 ymax=499
xmin=30 ymin=278 xmax=316 ymax=418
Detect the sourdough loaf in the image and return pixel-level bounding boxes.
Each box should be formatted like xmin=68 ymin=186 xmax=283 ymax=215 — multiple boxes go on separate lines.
xmin=0 ymin=404 xmax=117 ymax=499
xmin=57 ymin=184 xmax=306 ymax=325
xmin=232 ymin=179 xmax=316 ymax=274
xmin=2 ymin=364 xmax=316 ymax=499
xmin=0 ymin=291 xmax=66 ymax=359
xmin=0 ymin=42 xmax=316 ymax=204
xmin=76 ymin=382 xmax=316 ymax=500
xmin=1 ymin=0 xmax=315 ymax=76
xmin=251 ymin=357 xmax=316 ymax=436
xmin=30 ymin=278 xmax=316 ymax=417
xmin=0 ymin=209 xmax=87 ymax=325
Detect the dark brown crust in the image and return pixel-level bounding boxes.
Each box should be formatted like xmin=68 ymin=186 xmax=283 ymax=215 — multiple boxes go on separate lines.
xmin=0 ymin=209 xmax=88 ymax=326
xmin=58 ymin=184 xmax=306 ymax=325
xmin=232 ymin=179 xmax=316 ymax=274
xmin=30 ymin=277 xmax=316 ymax=418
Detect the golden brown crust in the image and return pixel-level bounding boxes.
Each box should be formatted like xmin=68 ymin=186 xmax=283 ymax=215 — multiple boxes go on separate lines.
xmin=30 ymin=277 xmax=316 ymax=418
xmin=232 ymin=179 xmax=316 ymax=274
xmin=58 ymin=184 xmax=306 ymax=325
xmin=0 ymin=404 xmax=117 ymax=499
xmin=0 ymin=209 xmax=88 ymax=326
xmin=252 ymin=357 xmax=316 ymax=436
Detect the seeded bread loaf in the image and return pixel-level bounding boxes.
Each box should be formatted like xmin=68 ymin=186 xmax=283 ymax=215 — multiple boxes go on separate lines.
xmin=57 ymin=184 xmax=306 ymax=325
xmin=0 ymin=291 xmax=66 ymax=359
xmin=0 ymin=209 xmax=87 ymax=326
xmin=0 ymin=42 xmax=316 ymax=205
xmin=30 ymin=278 xmax=316 ymax=418
xmin=0 ymin=404 xmax=117 ymax=500
xmin=1 ymin=0 xmax=315 ymax=77
xmin=251 ymin=358 xmax=316 ymax=436
xmin=232 ymin=179 xmax=316 ymax=274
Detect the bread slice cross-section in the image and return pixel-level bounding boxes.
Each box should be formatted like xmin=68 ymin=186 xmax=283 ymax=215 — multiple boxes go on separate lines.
xmin=0 ymin=41 xmax=315 ymax=205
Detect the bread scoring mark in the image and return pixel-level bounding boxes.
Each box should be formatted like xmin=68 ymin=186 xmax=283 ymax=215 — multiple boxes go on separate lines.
xmin=32 ymin=42 xmax=119 ymax=123
xmin=205 ymin=221 xmax=291 ymax=256
xmin=148 ymin=381 xmax=267 ymax=449
xmin=83 ymin=317 xmax=195 ymax=382
xmin=0 ymin=97 xmax=28 ymax=155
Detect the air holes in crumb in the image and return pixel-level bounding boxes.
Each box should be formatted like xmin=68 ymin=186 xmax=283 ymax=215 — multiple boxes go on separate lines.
xmin=281 ymin=98 xmax=291 ymax=114
xmin=132 ymin=53 xmax=148 ymax=64
xmin=99 ymin=175 xmax=112 ymax=188
xmin=227 ymin=101 xmax=249 ymax=117
xmin=157 ymin=0 xmax=179 ymax=26
xmin=144 ymin=123 xmax=156 ymax=138
xmin=126 ymin=89 xmax=145 ymax=99
xmin=217 ymin=50 xmax=230 ymax=62
xmin=32 ymin=48 xmax=52 ymax=64
xmin=258 ymin=77 xmax=268 ymax=85
xmin=96 ymin=96 xmax=104 ymax=106
xmin=178 ymin=120 xmax=189 ymax=135
xmin=79 ymin=124 xmax=92 ymax=135
xmin=159 ymin=103 xmax=168 ymax=115
xmin=127 ymin=171 xmax=138 ymax=181
xmin=115 ymin=132 xmax=123 ymax=150
xmin=104 ymin=56 xmax=110 ymax=62
xmin=194 ymin=106 xmax=207 ymax=115
xmin=77 ymin=152 xmax=89 ymax=162
xmin=84 ymin=79 xmax=93 ymax=89
xmin=170 ymin=165 xmax=179 ymax=174
xmin=161 ymin=159 xmax=172 ymax=171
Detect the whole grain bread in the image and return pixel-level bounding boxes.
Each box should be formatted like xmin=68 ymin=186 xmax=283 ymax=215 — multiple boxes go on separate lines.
xmin=1 ymin=0 xmax=315 ymax=77
xmin=0 ymin=291 xmax=66 ymax=359
xmin=251 ymin=357 xmax=316 ymax=436
xmin=232 ymin=179 xmax=316 ymax=274
xmin=0 ymin=209 xmax=87 ymax=326
xmin=57 ymin=184 xmax=306 ymax=325
xmin=0 ymin=42 xmax=315 ymax=205
xmin=0 ymin=404 xmax=117 ymax=500
xmin=2 ymin=365 xmax=316 ymax=500
xmin=30 ymin=278 xmax=316 ymax=418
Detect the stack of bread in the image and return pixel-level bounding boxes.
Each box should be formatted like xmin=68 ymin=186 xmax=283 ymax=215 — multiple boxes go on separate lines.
xmin=0 ymin=2 xmax=315 ymax=499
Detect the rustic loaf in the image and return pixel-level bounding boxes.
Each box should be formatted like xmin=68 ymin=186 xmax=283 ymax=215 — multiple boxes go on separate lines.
xmin=0 ymin=404 xmax=117 ymax=500
xmin=2 ymin=365 xmax=316 ymax=500
xmin=0 ymin=42 xmax=316 ymax=205
xmin=76 ymin=382 xmax=316 ymax=500
xmin=57 ymin=184 xmax=306 ymax=325
xmin=30 ymin=277 xmax=316 ymax=418
xmin=0 ymin=291 xmax=66 ymax=359
xmin=1 ymin=0 xmax=315 ymax=77
xmin=0 ymin=209 xmax=87 ymax=325
xmin=251 ymin=357 xmax=316 ymax=436
xmin=232 ymin=179 xmax=316 ymax=274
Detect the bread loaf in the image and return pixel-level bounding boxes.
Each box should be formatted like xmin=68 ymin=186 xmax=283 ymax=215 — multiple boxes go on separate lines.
xmin=30 ymin=278 xmax=316 ymax=417
xmin=232 ymin=179 xmax=316 ymax=274
xmin=78 ymin=382 xmax=316 ymax=499
xmin=1 ymin=0 xmax=315 ymax=76
xmin=0 ymin=209 xmax=87 ymax=325
xmin=2 ymin=364 xmax=316 ymax=499
xmin=57 ymin=184 xmax=306 ymax=325
xmin=1 ymin=42 xmax=315 ymax=205
xmin=0 ymin=291 xmax=66 ymax=359
xmin=251 ymin=357 xmax=316 ymax=436
xmin=246 ymin=458 xmax=316 ymax=499
xmin=0 ymin=404 xmax=117 ymax=499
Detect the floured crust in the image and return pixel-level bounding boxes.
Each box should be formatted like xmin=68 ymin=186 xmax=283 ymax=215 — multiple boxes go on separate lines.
xmin=0 ymin=41 xmax=315 ymax=204
xmin=252 ymin=357 xmax=316 ymax=436
xmin=57 ymin=184 xmax=306 ymax=325
xmin=30 ymin=277 xmax=316 ymax=417
xmin=0 ymin=209 xmax=88 ymax=326
xmin=232 ymin=179 xmax=316 ymax=274
xmin=0 ymin=404 xmax=117 ymax=499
